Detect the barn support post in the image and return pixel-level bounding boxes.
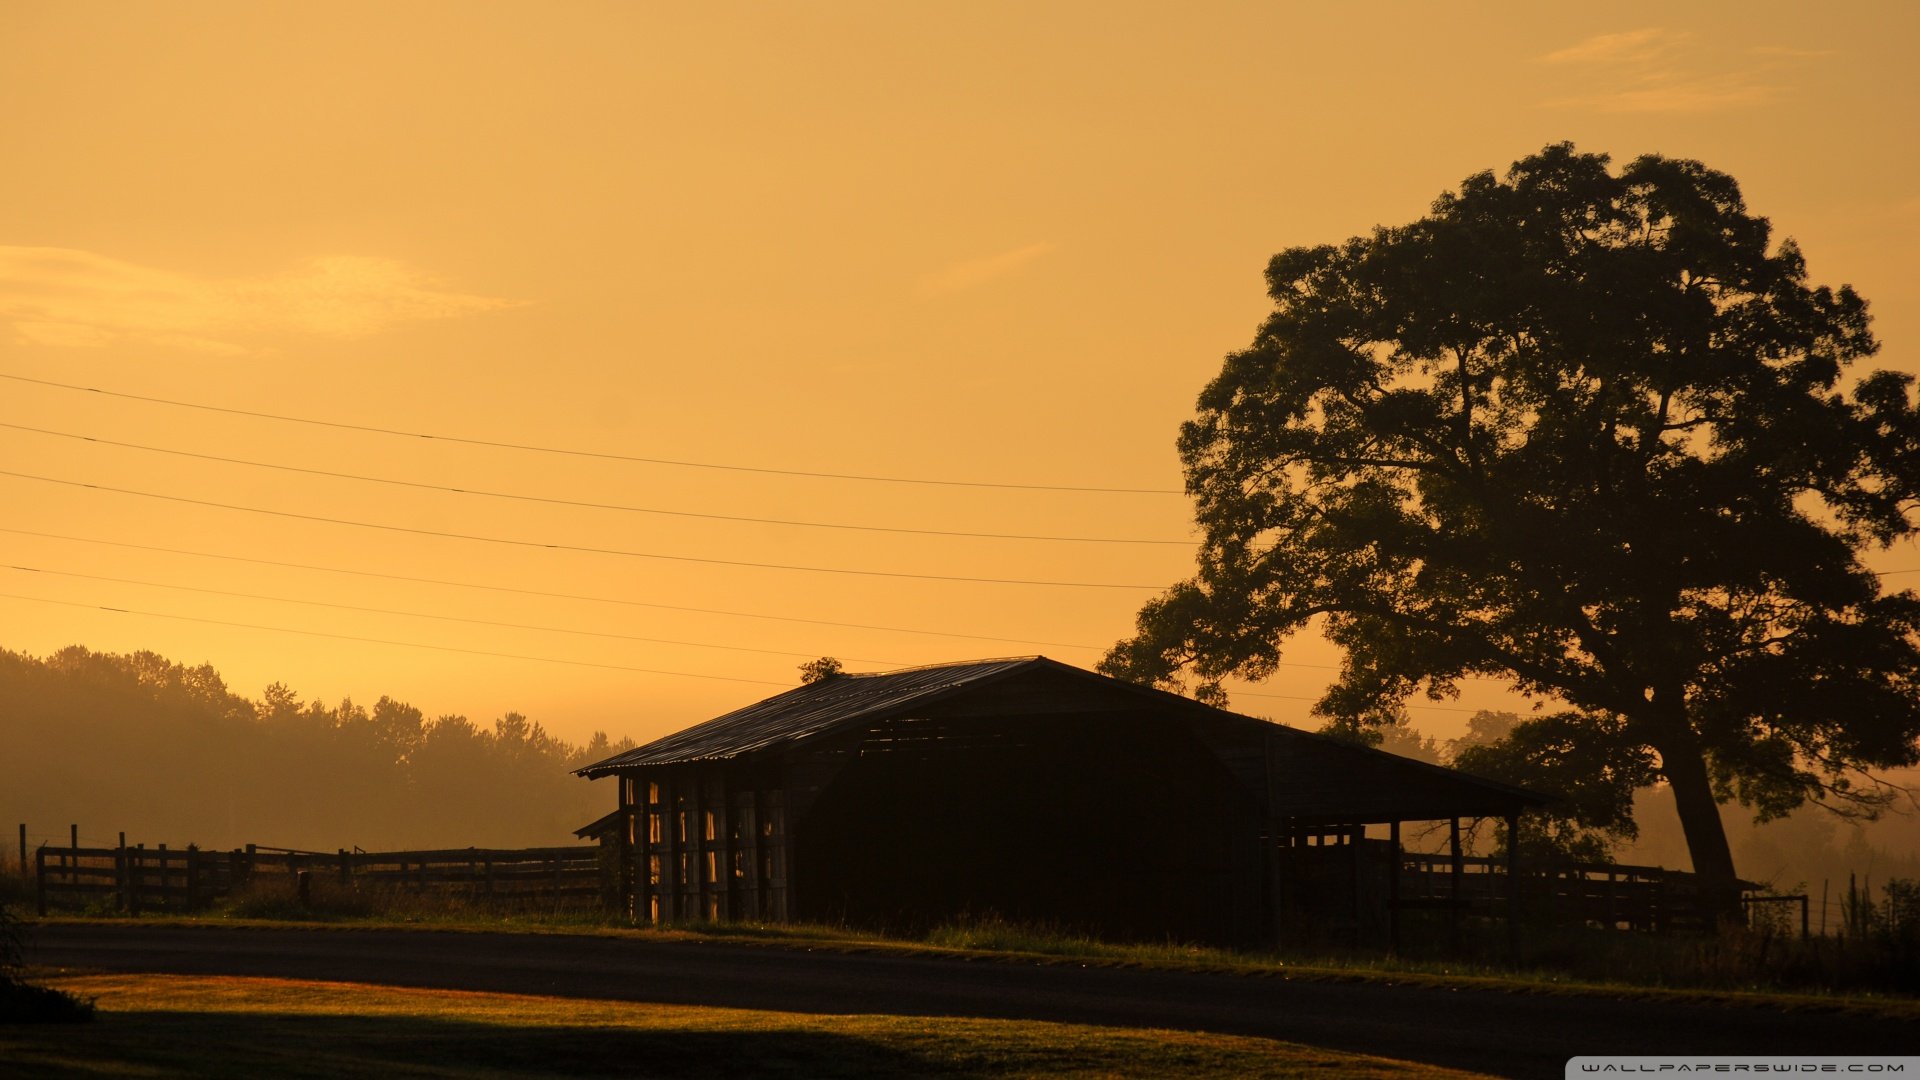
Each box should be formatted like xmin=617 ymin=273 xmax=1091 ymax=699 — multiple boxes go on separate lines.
xmin=1448 ymin=817 xmax=1464 ymax=954
xmin=733 ymin=785 xmax=756 ymax=921
xmin=1387 ymin=820 xmax=1402 ymax=955
xmin=708 ymin=769 xmax=731 ymax=923
xmin=658 ymin=772 xmax=679 ymax=923
xmin=616 ymin=774 xmax=635 ymax=922
xmin=645 ymin=776 xmax=663 ymax=924
xmin=1265 ymin=819 xmax=1288 ymax=950
xmin=769 ymin=788 xmax=790 ymax=922
xmin=1260 ymin=735 xmax=1285 ymax=950
xmin=636 ymin=774 xmax=651 ymax=924
xmin=686 ymin=768 xmax=706 ymax=922
xmin=1347 ymin=824 xmax=1364 ymax=945
xmin=1504 ymin=811 xmax=1521 ymax=959
xmin=743 ymin=786 xmax=764 ymax=920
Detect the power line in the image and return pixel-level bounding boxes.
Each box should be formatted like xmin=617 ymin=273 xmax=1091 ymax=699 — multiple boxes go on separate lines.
xmin=0 ymin=421 xmax=1193 ymax=546
xmin=0 ymin=469 xmax=1166 ymax=590
xmin=0 ymin=591 xmax=791 ymax=687
xmin=0 ymin=528 xmax=1366 ymax=674
xmin=2 ymin=564 xmax=911 ymax=666
xmin=0 ymin=371 xmax=1184 ymax=495
xmin=0 ymin=527 xmax=1110 ymax=651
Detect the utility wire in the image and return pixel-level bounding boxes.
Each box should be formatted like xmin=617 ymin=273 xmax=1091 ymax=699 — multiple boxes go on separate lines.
xmin=0 ymin=469 xmax=1165 ymax=590
xmin=0 ymin=530 xmax=1362 ymax=675
xmin=0 ymin=421 xmax=1193 ymax=546
xmin=0 ymin=526 xmax=1109 ymax=651
xmin=2 ymin=564 xmax=910 ymax=666
xmin=0 ymin=371 xmax=1184 ymax=495
xmin=0 ymin=592 xmax=791 ymax=687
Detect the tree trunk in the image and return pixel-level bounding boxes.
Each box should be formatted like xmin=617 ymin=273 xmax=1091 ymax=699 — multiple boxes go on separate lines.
xmin=1658 ymin=739 xmax=1743 ymax=926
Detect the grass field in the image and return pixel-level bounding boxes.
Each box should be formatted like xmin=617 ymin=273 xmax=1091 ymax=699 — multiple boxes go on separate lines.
xmin=33 ymin=911 xmax=1920 ymax=1022
xmin=0 ymin=974 xmax=1491 ymax=1079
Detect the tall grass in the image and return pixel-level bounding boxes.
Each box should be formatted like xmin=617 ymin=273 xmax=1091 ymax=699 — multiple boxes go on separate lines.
xmin=920 ymin=911 xmax=1920 ymax=999
xmin=218 ymin=875 xmax=620 ymax=927
xmin=33 ymin=870 xmax=1920 ymax=1001
xmin=0 ymin=898 xmax=95 ymax=1022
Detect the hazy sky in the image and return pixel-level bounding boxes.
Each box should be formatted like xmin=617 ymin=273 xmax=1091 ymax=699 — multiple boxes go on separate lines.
xmin=4 ymin=1 xmax=1917 ymax=747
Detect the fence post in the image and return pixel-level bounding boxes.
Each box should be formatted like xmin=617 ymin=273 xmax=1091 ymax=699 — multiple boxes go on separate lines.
xmin=35 ymin=845 xmax=47 ymax=916
xmin=131 ymin=844 xmax=144 ymax=915
xmin=338 ymin=849 xmax=351 ymax=888
xmin=185 ymin=845 xmax=200 ymax=911
xmin=15 ymin=823 xmax=23 ymax=879
xmin=70 ymin=823 xmax=78 ymax=851
xmin=117 ymin=833 xmax=128 ymax=912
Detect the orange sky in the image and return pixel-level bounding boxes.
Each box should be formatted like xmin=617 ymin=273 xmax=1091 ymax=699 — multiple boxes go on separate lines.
xmin=3 ymin=2 xmax=1917 ymax=747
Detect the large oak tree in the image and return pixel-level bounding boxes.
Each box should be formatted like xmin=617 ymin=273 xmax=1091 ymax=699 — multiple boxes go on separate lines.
xmin=1103 ymin=144 xmax=1920 ymax=913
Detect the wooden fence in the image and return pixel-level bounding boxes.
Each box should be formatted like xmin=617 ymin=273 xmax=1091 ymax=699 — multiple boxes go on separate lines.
xmin=34 ymin=841 xmax=607 ymax=915
xmin=1398 ymin=851 xmax=1736 ymax=933
xmin=1280 ymin=839 xmax=1781 ymax=945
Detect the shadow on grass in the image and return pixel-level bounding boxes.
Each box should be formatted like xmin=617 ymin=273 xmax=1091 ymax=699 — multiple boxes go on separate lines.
xmin=0 ymin=1009 xmax=985 ymax=1080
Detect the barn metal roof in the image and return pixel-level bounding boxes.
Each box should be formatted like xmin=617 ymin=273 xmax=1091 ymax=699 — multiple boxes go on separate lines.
xmin=576 ymin=657 xmax=1042 ymax=775
xmin=575 ymin=656 xmax=1549 ymax=817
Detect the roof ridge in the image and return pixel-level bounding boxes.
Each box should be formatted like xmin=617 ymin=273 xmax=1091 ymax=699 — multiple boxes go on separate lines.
xmin=838 ymin=655 xmax=1043 ymax=678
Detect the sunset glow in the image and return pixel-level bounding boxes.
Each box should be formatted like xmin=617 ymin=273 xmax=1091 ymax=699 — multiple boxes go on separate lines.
xmin=4 ymin=2 xmax=1916 ymax=747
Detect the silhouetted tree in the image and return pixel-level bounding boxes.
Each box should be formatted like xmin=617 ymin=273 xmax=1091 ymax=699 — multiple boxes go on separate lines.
xmin=799 ymin=656 xmax=844 ymax=683
xmin=1103 ymin=143 xmax=1920 ymax=917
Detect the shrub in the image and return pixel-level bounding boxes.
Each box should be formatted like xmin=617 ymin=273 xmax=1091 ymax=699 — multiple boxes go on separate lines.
xmin=0 ymin=902 xmax=94 ymax=1023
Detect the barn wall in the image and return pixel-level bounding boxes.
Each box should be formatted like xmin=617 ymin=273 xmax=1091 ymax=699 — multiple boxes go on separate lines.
xmin=789 ymin=708 xmax=1267 ymax=945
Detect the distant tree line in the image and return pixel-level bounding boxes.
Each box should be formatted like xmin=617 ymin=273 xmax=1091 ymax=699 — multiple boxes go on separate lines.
xmin=0 ymin=646 xmax=635 ymax=853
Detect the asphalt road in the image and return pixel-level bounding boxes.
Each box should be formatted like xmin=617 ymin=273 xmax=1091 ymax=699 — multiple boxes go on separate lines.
xmin=27 ymin=925 xmax=1916 ymax=1079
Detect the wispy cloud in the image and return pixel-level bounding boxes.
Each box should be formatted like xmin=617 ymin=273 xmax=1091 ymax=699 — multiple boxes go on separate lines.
xmin=1540 ymin=28 xmax=1682 ymax=67
xmin=0 ymin=247 xmax=519 ymax=354
xmin=918 ymin=242 xmax=1057 ymax=298
xmin=1536 ymin=28 xmax=1826 ymax=114
xmin=1550 ymin=73 xmax=1777 ymax=114
xmin=1747 ymin=45 xmax=1835 ymax=60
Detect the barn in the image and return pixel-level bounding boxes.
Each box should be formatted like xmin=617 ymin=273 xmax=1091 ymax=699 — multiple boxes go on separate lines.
xmin=576 ymin=656 xmax=1545 ymax=946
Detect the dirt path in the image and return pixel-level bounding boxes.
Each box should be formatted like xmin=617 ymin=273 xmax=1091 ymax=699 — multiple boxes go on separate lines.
xmin=28 ymin=924 xmax=1915 ymax=1078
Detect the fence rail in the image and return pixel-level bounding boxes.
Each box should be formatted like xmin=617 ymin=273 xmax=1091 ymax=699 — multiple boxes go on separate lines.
xmin=34 ymin=841 xmax=607 ymax=915
xmin=1277 ymin=841 xmax=1782 ymax=941
xmin=1397 ymin=851 xmax=1760 ymax=933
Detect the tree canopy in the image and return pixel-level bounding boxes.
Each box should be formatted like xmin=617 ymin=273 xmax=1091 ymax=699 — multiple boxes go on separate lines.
xmin=1102 ymin=143 xmax=1920 ymax=910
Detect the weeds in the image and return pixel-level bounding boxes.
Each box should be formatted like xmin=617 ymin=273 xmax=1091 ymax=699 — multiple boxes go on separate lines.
xmin=0 ymin=901 xmax=94 ymax=1023
xmin=27 ymin=869 xmax=1920 ymax=1002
